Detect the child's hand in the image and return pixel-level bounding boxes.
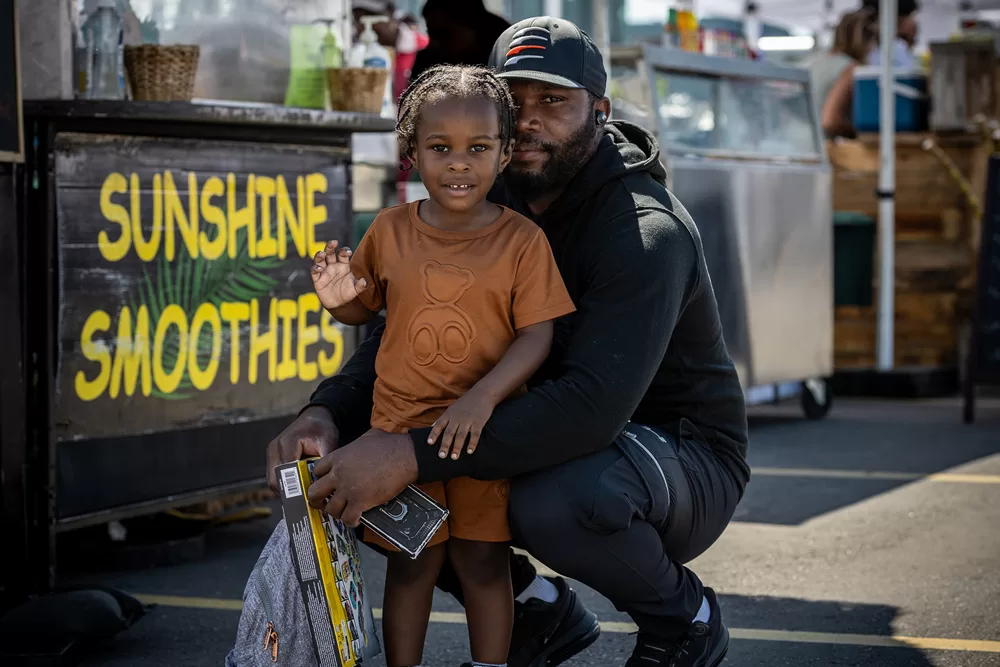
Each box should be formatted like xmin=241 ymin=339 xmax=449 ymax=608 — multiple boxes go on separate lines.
xmin=311 ymin=240 xmax=368 ymax=310
xmin=428 ymin=391 xmax=496 ymax=460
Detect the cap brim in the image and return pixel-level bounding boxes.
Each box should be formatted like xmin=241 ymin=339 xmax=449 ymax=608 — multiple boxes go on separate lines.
xmin=497 ymin=70 xmax=583 ymax=90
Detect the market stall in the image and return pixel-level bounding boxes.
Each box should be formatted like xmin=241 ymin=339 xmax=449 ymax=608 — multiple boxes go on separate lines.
xmin=0 ymin=0 xmax=413 ymax=597
xmin=613 ymin=44 xmax=834 ymax=417
xmin=689 ymin=0 xmax=1000 ymax=398
xmin=10 ymin=103 xmax=392 ymax=593
xmin=827 ymin=32 xmax=1000 ymax=395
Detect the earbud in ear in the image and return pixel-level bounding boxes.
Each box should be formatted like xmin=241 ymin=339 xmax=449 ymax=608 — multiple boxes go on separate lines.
xmin=596 ymin=111 xmax=608 ymax=125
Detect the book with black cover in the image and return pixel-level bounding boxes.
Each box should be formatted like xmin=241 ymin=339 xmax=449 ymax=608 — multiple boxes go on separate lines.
xmin=359 ymin=483 xmax=450 ymax=558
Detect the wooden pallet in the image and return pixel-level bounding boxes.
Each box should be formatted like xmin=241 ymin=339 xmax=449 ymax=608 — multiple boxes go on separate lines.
xmin=828 ymin=134 xmax=983 ymax=222
xmin=829 ymin=132 xmax=989 ymax=370
xmin=834 ymin=303 xmax=960 ymax=368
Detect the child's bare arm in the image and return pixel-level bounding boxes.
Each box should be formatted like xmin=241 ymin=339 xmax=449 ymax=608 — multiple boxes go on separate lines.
xmin=328 ymin=299 xmax=375 ymax=326
xmin=428 ymin=320 xmax=553 ymax=459
xmin=468 ymin=321 xmax=553 ymax=405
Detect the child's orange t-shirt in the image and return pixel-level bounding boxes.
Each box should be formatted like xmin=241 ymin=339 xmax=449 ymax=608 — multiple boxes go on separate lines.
xmin=349 ymin=201 xmax=576 ymax=432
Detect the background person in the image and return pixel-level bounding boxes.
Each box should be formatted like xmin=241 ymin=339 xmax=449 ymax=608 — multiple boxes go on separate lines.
xmin=804 ymin=8 xmax=878 ymax=138
xmin=863 ymin=0 xmax=920 ymax=68
xmin=410 ymin=0 xmax=511 ymax=81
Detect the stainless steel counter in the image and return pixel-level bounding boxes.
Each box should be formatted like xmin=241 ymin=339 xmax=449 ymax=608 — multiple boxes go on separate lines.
xmin=613 ymin=46 xmax=834 ymax=416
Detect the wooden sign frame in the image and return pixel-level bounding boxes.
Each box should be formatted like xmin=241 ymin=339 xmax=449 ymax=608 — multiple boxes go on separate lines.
xmin=963 ymin=154 xmax=1000 ymax=423
xmin=0 ymin=0 xmax=24 ymax=163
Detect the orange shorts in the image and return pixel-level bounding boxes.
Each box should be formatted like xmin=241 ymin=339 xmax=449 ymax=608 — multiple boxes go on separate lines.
xmin=364 ymin=477 xmax=511 ymax=552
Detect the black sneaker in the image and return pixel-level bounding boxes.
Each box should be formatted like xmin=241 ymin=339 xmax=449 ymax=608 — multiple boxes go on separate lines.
xmin=625 ymin=588 xmax=729 ymax=667
xmin=461 ymin=576 xmax=600 ymax=667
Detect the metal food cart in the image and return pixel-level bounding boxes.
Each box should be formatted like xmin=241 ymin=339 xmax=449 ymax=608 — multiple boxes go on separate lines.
xmin=611 ymin=45 xmax=834 ymax=418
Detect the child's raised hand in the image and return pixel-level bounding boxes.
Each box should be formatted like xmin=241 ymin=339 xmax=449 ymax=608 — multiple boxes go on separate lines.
xmin=427 ymin=390 xmax=495 ymax=460
xmin=311 ymin=240 xmax=368 ymax=310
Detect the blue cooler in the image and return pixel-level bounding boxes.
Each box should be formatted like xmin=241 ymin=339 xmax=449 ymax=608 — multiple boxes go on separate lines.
xmin=852 ymin=66 xmax=928 ymax=133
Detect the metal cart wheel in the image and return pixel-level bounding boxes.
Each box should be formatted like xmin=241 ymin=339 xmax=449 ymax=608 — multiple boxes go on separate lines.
xmin=801 ymin=378 xmax=832 ymax=420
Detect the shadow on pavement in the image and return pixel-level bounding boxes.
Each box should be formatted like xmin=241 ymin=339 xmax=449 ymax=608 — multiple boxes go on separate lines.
xmin=737 ymin=398 xmax=1000 ymax=526
xmin=717 ymin=592 xmax=937 ymax=667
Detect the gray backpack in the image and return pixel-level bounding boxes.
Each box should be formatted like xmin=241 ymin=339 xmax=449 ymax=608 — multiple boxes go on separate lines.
xmin=225 ymin=521 xmax=322 ymax=667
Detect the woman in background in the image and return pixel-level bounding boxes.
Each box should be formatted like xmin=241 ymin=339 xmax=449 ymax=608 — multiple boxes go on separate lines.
xmin=805 ymin=8 xmax=878 ymax=138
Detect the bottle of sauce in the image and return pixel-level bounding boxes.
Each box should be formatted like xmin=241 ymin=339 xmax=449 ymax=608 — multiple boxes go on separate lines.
xmin=675 ymin=0 xmax=699 ymax=53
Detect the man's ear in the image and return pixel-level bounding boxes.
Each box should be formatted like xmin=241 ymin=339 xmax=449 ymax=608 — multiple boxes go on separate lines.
xmin=497 ymin=139 xmax=514 ymax=173
xmin=595 ymin=96 xmax=611 ymax=123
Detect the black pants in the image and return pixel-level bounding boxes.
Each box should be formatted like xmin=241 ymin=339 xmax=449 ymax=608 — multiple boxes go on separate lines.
xmin=431 ymin=422 xmax=744 ymax=638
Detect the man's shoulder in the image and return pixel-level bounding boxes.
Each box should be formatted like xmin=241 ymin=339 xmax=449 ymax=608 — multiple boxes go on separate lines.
xmin=595 ymin=172 xmax=701 ymax=253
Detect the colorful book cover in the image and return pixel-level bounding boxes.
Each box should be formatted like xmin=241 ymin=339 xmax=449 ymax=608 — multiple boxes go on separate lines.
xmin=277 ymin=460 xmax=381 ymax=667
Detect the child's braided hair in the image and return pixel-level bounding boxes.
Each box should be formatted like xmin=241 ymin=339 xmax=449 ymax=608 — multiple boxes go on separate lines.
xmin=396 ymin=64 xmax=517 ymax=161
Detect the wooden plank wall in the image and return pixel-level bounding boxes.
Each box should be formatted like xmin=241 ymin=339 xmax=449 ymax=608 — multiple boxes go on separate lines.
xmin=829 ymin=133 xmax=989 ymax=369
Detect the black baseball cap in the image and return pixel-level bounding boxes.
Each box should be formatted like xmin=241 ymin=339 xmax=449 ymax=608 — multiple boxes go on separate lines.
xmin=489 ymin=16 xmax=607 ymax=98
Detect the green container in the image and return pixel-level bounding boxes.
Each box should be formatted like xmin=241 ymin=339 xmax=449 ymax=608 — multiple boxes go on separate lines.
xmin=833 ymin=212 xmax=876 ymax=307
xmin=353 ymin=211 xmax=379 ymax=246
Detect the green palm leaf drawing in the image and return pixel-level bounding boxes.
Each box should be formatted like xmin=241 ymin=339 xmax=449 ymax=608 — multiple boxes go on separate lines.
xmin=127 ymin=228 xmax=289 ymax=400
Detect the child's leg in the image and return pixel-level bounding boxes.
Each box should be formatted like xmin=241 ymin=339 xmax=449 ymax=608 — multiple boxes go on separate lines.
xmin=448 ymin=538 xmax=513 ymax=665
xmin=383 ymin=543 xmax=447 ymax=667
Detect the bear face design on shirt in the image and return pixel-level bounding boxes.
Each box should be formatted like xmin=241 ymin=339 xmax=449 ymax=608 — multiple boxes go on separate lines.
xmin=407 ymin=260 xmax=477 ymax=366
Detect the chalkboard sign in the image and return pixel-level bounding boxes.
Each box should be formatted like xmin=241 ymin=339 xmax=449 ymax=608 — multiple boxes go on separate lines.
xmin=0 ymin=0 xmax=24 ymax=162
xmin=963 ymin=154 xmax=1000 ymax=423
xmin=52 ymin=132 xmax=355 ymax=440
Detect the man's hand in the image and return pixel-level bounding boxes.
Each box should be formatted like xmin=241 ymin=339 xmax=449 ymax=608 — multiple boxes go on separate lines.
xmin=266 ymin=406 xmax=339 ymax=494
xmin=306 ymin=429 xmax=418 ymax=527
xmin=427 ymin=390 xmax=495 ymax=460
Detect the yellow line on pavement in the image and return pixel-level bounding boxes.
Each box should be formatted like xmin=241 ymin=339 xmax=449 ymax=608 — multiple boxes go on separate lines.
xmin=136 ymin=594 xmax=244 ymax=611
xmin=752 ymin=467 xmax=1000 ymax=485
xmin=729 ymin=629 xmax=1000 ymax=653
xmin=133 ymin=594 xmax=1000 ymax=653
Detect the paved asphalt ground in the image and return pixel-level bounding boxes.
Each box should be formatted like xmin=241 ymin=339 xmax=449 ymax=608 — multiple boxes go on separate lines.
xmin=62 ymin=397 xmax=1000 ymax=667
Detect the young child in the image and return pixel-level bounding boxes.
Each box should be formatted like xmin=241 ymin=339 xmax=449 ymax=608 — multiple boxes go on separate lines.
xmin=310 ymin=65 xmax=575 ymax=667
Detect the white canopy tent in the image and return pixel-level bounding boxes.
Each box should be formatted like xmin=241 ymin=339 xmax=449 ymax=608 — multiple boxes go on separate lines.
xmin=691 ymin=0 xmax=998 ymax=50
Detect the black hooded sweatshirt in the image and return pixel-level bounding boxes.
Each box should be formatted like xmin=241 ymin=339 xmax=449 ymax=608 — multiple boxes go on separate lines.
xmin=307 ymin=121 xmax=751 ymax=486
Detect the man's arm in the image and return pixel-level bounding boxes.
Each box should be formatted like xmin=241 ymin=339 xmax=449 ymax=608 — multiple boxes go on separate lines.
xmin=408 ymin=207 xmax=701 ymax=481
xmin=304 ymin=322 xmax=385 ymax=446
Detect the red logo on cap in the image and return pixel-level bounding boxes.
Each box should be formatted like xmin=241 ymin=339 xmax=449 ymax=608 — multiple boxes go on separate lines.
xmin=506 ymin=45 xmax=545 ymax=57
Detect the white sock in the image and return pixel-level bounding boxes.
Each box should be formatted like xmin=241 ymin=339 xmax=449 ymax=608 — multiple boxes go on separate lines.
xmin=516 ymin=575 xmax=559 ymax=604
xmin=693 ymin=595 xmax=710 ymax=624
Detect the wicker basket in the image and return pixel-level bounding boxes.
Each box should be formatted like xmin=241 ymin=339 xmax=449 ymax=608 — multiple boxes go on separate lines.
xmin=125 ymin=45 xmax=200 ymax=102
xmin=326 ymin=67 xmax=390 ymax=114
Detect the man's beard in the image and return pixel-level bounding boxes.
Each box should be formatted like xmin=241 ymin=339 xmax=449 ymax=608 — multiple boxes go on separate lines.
xmin=504 ymin=121 xmax=595 ymax=202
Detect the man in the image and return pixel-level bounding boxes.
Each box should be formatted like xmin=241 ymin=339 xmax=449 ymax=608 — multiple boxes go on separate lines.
xmin=267 ymin=17 xmax=749 ymax=667
xmin=863 ymin=0 xmax=920 ymax=68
